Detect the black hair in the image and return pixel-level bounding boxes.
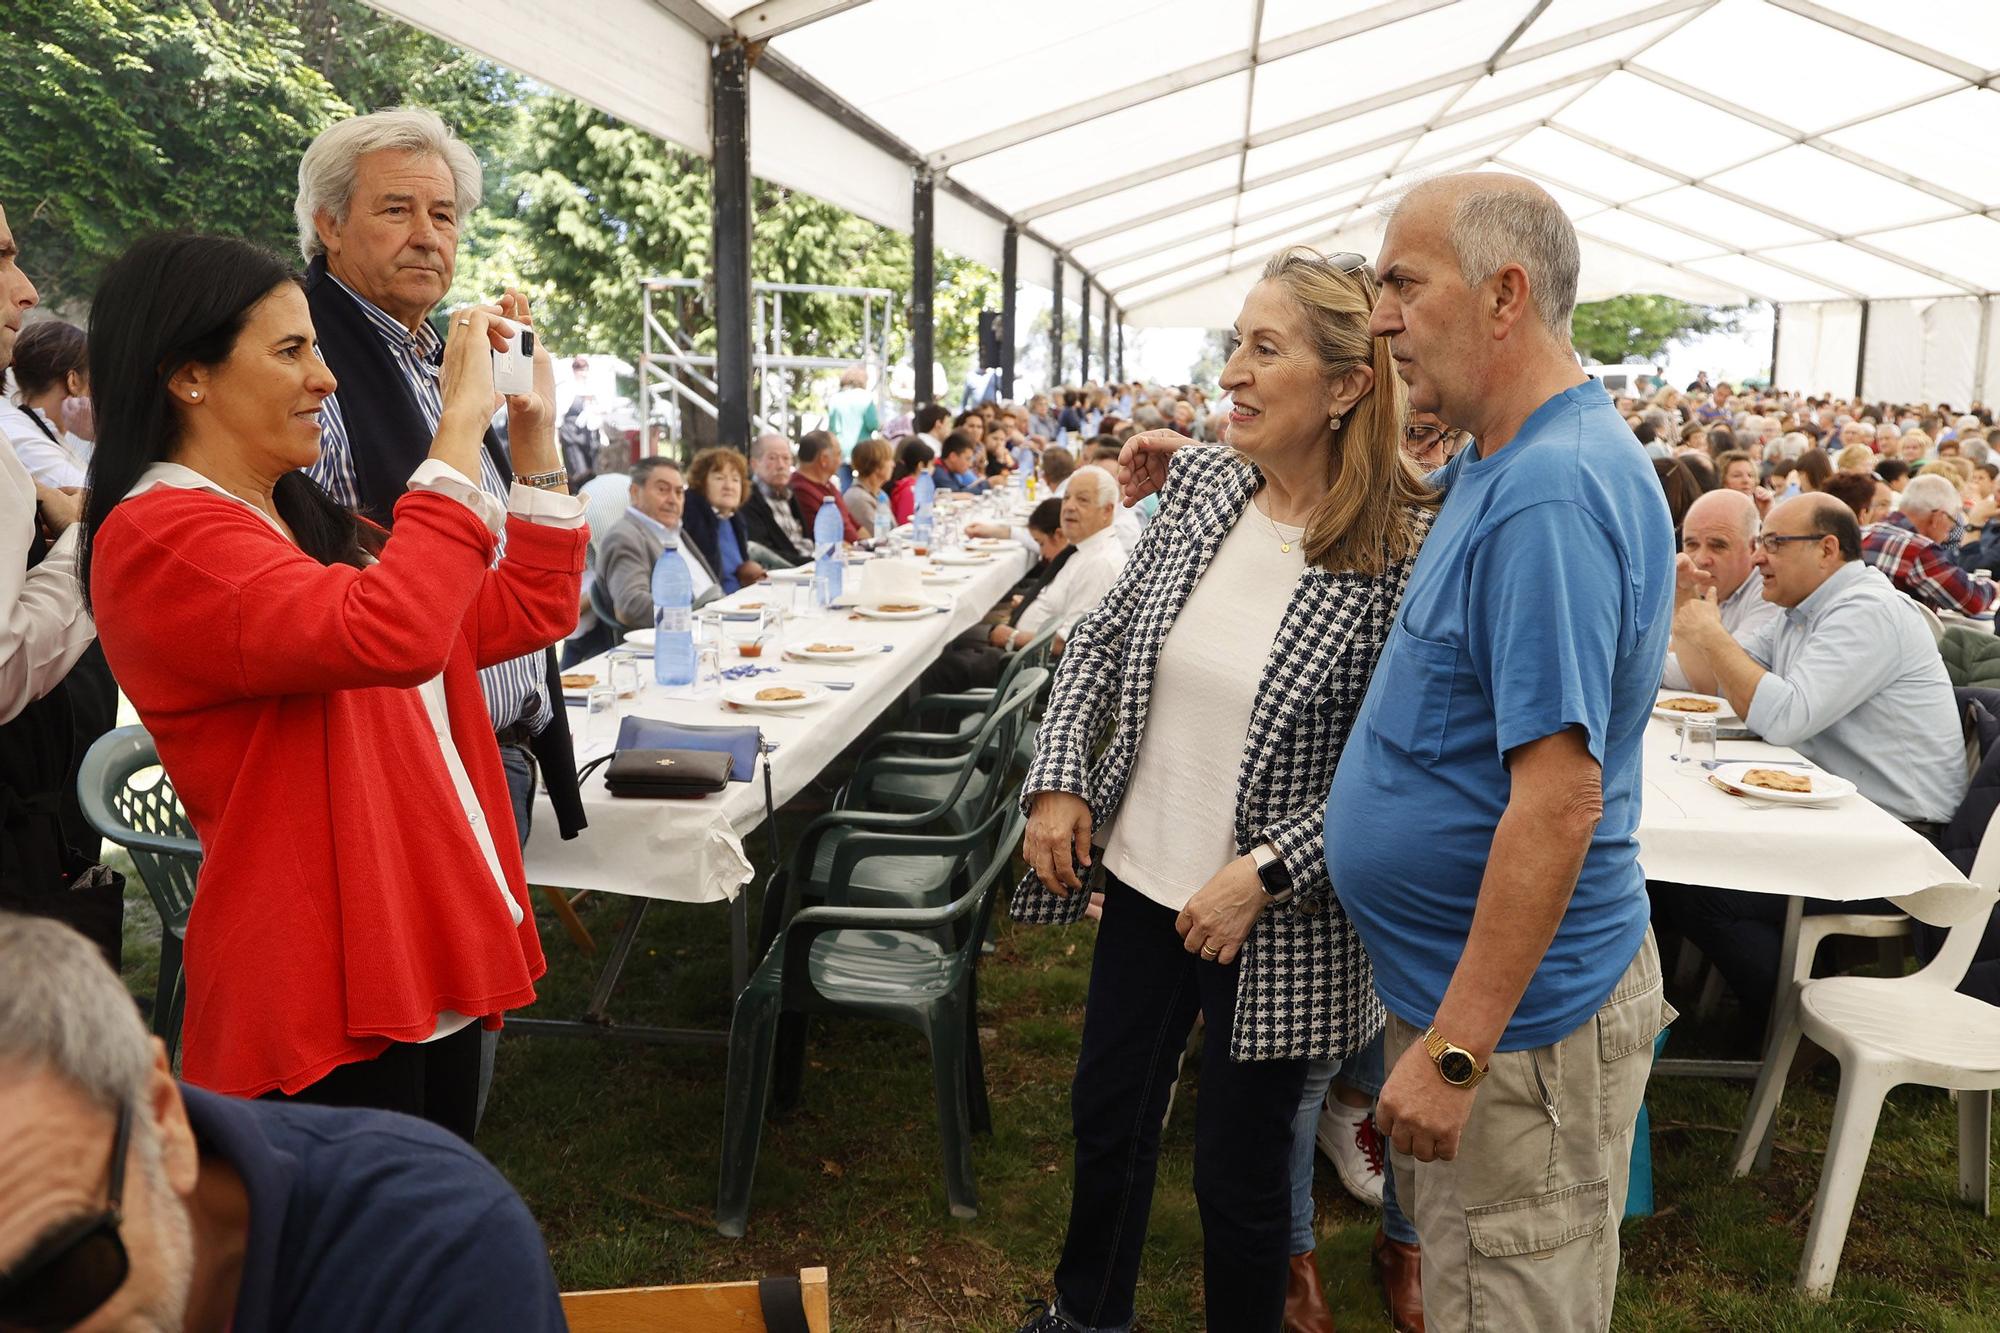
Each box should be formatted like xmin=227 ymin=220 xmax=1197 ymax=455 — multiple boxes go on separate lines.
xmin=81 ymin=233 xmax=379 ymax=607
xmin=1808 ymin=495 xmax=1863 ymax=560
xmin=940 ymin=430 xmax=976 ymax=461
xmin=890 ymin=435 xmax=934 ymax=483
xmin=1874 ymin=458 xmax=1910 ymax=484
xmin=1026 ymin=497 xmax=1063 ymax=537
xmin=10 ymin=320 xmax=88 ymax=398
xmin=1634 ymin=419 xmax=1658 ymax=445
xmin=796 ymin=429 xmax=835 ymax=465
xmin=913 ymin=403 xmax=951 ymax=434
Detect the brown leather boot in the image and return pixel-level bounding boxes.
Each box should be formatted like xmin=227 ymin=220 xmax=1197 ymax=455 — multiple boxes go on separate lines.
xmin=1370 ymin=1226 xmax=1424 ymax=1333
xmin=1283 ymin=1250 xmax=1335 ymax=1333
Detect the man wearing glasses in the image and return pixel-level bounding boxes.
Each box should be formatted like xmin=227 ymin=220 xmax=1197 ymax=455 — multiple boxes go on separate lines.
xmin=1666 ymin=492 xmax=1965 ymax=1028
xmin=0 ymin=913 xmax=567 ymax=1333
xmin=1401 ymin=411 xmax=1467 ymax=473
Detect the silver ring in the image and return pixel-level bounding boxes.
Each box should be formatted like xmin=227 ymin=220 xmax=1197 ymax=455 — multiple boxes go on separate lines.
xmin=457 ymin=318 xmax=471 ymax=326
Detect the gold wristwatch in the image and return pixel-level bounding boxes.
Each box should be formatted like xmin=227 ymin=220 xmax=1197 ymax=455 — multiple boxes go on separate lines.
xmin=1422 ymin=1026 xmax=1488 ymax=1088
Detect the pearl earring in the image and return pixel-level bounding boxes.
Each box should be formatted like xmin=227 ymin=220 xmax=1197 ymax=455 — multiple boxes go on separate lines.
xmin=1330 ymin=413 xmax=1342 ymax=431
xmin=189 ymin=391 xmax=201 ymax=400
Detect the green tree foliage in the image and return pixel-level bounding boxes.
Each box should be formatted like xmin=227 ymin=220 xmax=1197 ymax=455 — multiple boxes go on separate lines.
xmin=1570 ymin=294 xmax=1744 ymax=365
xmin=1 ymin=0 xmax=346 ymax=310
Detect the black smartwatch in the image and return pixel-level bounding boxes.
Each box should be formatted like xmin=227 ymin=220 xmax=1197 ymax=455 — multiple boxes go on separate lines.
xmin=1250 ymin=843 xmax=1293 ymax=905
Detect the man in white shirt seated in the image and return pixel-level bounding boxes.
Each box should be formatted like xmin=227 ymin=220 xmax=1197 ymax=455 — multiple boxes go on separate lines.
xmin=1663 ymin=488 xmax=1780 ymax=690
xmin=597 ymin=456 xmax=722 ymax=628
xmin=997 ymin=466 xmax=1127 ymax=653
xmin=1664 ymin=493 xmax=1966 ymax=1031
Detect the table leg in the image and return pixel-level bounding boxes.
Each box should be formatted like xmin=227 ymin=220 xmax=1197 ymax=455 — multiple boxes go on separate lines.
xmin=1732 ymin=894 xmax=1806 ymax=1173
xmin=584 ymin=898 xmax=650 ymax=1024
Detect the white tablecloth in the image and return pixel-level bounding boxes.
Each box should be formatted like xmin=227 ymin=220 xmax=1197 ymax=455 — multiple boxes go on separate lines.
xmin=1638 ymin=719 xmax=1985 ymax=925
xmin=523 ymin=543 xmax=1032 ymax=904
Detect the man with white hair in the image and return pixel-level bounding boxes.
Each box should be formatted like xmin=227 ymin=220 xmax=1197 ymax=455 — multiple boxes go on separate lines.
xmin=293 ymin=107 xmax=590 ymax=1128
xmin=1862 ymin=472 xmax=1997 ymax=615
xmin=1325 ymin=173 xmax=1674 ymax=1330
xmin=1002 ymin=465 xmax=1125 ymax=651
xmin=0 ymin=913 xmax=567 ymax=1333
xmin=1662 ymin=489 xmax=1780 ymax=690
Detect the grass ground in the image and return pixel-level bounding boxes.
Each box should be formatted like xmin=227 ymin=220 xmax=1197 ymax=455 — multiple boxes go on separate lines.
xmin=112 ymin=785 xmax=2000 ymax=1331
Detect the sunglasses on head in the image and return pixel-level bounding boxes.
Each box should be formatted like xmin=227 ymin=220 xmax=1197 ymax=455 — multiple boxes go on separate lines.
xmin=0 ymin=1103 xmax=133 ymax=1333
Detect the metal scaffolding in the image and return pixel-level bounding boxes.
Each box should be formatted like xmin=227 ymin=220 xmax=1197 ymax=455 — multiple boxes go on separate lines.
xmin=639 ymin=277 xmax=895 ymax=449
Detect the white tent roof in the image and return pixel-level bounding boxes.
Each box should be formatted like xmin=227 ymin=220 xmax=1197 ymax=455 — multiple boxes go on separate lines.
xmin=373 ymin=0 xmax=2000 ymax=328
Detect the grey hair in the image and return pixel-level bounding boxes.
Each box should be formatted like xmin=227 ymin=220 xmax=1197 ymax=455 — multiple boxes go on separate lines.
xmin=295 ymin=107 xmax=483 ymax=263
xmin=0 ymin=913 xmax=152 ymax=1113
xmin=1899 ymin=472 xmax=1962 ymax=517
xmin=1770 ymin=433 xmax=1810 ymax=462
xmin=1071 ymin=465 xmax=1118 ymax=507
xmin=1389 ymin=174 xmax=1581 ymax=341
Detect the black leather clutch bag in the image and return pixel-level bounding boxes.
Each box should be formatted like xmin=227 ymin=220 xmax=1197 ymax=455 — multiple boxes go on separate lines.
xmin=603 ymin=748 xmax=732 ymax=798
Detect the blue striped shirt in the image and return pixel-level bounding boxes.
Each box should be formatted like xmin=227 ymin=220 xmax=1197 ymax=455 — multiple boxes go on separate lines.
xmin=308 ymin=275 xmax=551 ymax=733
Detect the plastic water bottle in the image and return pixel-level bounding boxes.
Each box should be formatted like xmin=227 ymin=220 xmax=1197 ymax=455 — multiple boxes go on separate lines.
xmin=873 ymin=497 xmax=892 ymax=550
xmin=813 ymin=497 xmax=844 ymax=609
xmin=912 ymin=469 xmax=936 ymax=551
xmin=652 ymin=539 xmax=695 ymax=687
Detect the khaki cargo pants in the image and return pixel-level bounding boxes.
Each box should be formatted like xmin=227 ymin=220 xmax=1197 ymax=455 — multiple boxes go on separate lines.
xmin=1384 ymin=930 xmax=1671 ymax=1332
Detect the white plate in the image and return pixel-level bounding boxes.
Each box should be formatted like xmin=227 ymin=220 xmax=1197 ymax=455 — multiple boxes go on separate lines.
xmin=721 ymin=680 xmax=830 ymax=712
xmin=717 ymin=598 xmax=774 ymax=615
xmin=1706 ymin=762 xmax=1856 ymax=807
xmin=966 ymin=537 xmax=1011 ymax=549
xmin=622 ymin=629 xmax=655 ymax=650
xmin=932 ymin=550 xmax=996 ymax=567
xmin=559 ymin=671 xmax=602 ymax=700
xmin=1653 ymin=691 xmax=1737 ymax=724
xmin=854 ymin=600 xmax=946 ymax=621
xmin=783 ymin=638 xmax=883 ymax=662
xmin=764 ymin=566 xmax=813 ymax=583
xmin=921 ymin=570 xmax=970 ymax=585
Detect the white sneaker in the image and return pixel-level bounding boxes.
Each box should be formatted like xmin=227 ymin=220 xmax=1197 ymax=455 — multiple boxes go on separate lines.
xmin=1317 ymin=1097 xmax=1385 ymax=1206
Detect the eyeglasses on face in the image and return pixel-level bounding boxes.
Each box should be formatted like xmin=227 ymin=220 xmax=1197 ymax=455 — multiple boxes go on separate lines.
xmin=1405 ymin=424 xmax=1461 ymax=446
xmin=1751 ymin=533 xmax=1826 ymax=552
xmin=0 ymin=1102 xmax=133 ymax=1332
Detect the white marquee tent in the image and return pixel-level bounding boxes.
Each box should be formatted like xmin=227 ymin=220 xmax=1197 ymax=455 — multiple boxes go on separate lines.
xmin=372 ymin=0 xmax=2000 ymax=401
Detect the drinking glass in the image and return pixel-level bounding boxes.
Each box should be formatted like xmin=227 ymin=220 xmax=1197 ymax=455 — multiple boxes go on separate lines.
xmin=584 ymin=685 xmax=617 ymax=753
xmin=607 ymin=649 xmax=643 ymax=700
xmin=726 ymin=606 xmax=770 ymax=658
xmin=1676 ymin=715 xmax=1717 ymax=769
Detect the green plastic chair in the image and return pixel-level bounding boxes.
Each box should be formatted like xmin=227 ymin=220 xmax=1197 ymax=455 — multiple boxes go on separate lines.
xmin=855 ymin=616 xmax=1060 ymax=765
xmin=837 ymin=662 xmax=1047 ymax=836
xmin=716 ymin=801 xmax=1025 ymax=1238
xmin=77 ymin=725 xmax=201 ymax=1060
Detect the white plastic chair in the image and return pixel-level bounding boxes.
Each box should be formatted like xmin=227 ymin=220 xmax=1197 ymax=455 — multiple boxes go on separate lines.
xmin=1733 ymin=813 xmax=2000 ymax=1296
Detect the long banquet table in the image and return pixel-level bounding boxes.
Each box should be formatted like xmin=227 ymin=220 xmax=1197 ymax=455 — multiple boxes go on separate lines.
xmin=512 ymin=537 xmax=1031 ymax=1042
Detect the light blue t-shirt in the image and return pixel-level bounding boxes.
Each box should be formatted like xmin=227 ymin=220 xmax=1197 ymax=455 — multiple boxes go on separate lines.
xmin=1326 ymin=382 xmax=1674 ymax=1050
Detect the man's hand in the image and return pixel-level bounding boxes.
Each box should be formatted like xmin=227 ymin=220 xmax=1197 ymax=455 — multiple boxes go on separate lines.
xmin=34 ymin=484 xmax=82 ymax=536
xmin=1673 ymin=582 xmax=1724 ymax=645
xmin=967 ymin=520 xmax=1011 ymax=540
xmin=495 ymin=289 xmax=559 ymax=477
xmin=1376 ymin=1036 xmax=1480 ymax=1162
xmin=1173 ymin=855 xmax=1269 ymax=965
xmin=1024 ymin=791 xmax=1093 ymax=896
xmin=1673 ymin=552 xmax=1714 ymax=604
xmin=1116 ymin=429 xmax=1185 ymax=506
xmin=736 ymin=560 xmax=767 ymax=586
xmin=1753 ymin=485 xmax=1774 ymax=518
xmin=987 ymin=622 xmax=1013 ymax=649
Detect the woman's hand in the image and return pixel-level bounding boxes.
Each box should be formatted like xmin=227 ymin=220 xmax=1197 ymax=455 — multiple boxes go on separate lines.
xmin=497 ymin=290 xmax=560 ymax=480
xmin=1174 ymin=855 xmax=1270 ymax=965
xmin=1024 ymin=791 xmax=1093 ymax=896
xmin=435 ymin=303 xmax=507 ymax=478
xmin=34 ymin=484 xmax=82 ymax=537
xmin=1116 ymin=429 xmax=1185 ymax=506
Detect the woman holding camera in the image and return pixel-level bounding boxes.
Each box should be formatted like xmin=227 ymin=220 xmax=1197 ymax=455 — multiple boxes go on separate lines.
xmin=83 ymin=234 xmax=587 ymax=1138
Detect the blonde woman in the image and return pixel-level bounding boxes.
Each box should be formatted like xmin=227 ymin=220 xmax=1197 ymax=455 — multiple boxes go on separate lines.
xmin=1014 ymin=249 xmax=1434 ymax=1332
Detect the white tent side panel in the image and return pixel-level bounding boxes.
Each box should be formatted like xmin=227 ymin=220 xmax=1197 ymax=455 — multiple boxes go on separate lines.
xmin=370 ymin=0 xmax=710 ymax=157
xmin=750 ymin=73 xmax=913 ymax=237
xmin=1775 ymin=303 xmax=1863 ymax=398
xmin=1981 ymin=300 xmax=2000 ymax=407
xmin=1858 ymin=299 xmax=1982 ymax=407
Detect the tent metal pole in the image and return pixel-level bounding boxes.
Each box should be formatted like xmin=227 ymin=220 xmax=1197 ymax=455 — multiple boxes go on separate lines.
xmin=1001 ymin=226 xmax=1019 ymax=400
xmin=1052 ymin=255 xmax=1066 ymax=388
xmin=1977 ymin=298 xmax=1993 ymax=407
xmin=1855 ymin=301 xmax=1871 ymax=399
xmin=1100 ymin=290 xmax=1111 ymax=382
xmin=912 ymin=169 xmax=936 ymax=409
xmin=710 ymin=38 xmax=755 ymax=450
xmin=1116 ymin=309 xmax=1124 ymax=382
xmin=1081 ymin=280 xmax=1092 ymax=382
xmin=1769 ymin=304 xmax=1782 ymax=387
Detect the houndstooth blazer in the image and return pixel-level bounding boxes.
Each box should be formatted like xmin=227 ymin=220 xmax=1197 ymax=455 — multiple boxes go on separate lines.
xmin=1012 ymin=445 xmax=1431 ymax=1063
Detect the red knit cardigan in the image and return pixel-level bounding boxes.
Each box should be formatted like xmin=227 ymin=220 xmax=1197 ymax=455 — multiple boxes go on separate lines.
xmin=91 ymin=487 xmax=588 ymax=1098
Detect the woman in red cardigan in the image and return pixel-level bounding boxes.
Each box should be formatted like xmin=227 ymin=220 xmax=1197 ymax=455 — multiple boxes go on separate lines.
xmin=81 ymin=234 xmax=587 ymax=1139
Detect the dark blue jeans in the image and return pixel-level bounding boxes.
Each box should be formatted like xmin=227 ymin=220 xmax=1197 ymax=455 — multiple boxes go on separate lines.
xmin=1053 ymin=874 xmax=1305 ymax=1333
